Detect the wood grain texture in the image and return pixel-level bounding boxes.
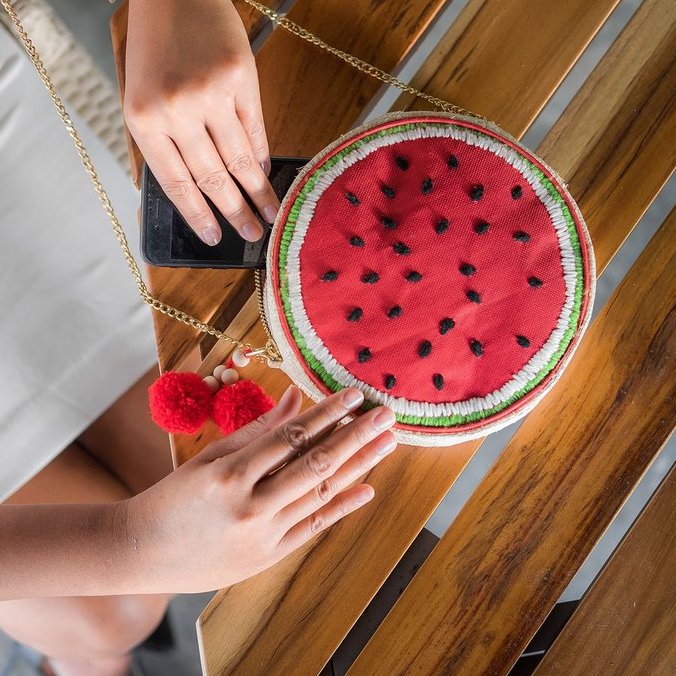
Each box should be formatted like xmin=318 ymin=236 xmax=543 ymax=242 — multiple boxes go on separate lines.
xmin=195 ymin=1 xmax=648 ymax=673
xmin=109 ymin=1 xmax=143 ymax=186
xmin=348 ymin=205 xmax=676 ymax=674
xmin=256 ymin=0 xmax=448 ymax=156
xmin=394 ymin=0 xmax=621 ymax=136
xmin=534 ymin=466 xmax=676 ymax=676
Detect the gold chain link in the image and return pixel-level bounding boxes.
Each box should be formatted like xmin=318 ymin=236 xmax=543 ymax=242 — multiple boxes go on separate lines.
xmin=1 ymin=0 xmax=477 ymax=367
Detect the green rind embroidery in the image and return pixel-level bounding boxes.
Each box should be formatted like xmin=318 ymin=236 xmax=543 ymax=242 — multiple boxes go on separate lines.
xmin=277 ymin=122 xmax=586 ymax=428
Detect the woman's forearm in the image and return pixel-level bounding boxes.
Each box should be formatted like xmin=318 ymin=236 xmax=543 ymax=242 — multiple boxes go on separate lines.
xmin=0 ymin=502 xmax=137 ymax=600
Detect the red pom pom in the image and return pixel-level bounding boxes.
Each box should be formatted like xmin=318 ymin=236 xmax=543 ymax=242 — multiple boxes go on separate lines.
xmin=148 ymin=372 xmax=213 ymax=434
xmin=212 ymin=379 xmax=276 ymax=435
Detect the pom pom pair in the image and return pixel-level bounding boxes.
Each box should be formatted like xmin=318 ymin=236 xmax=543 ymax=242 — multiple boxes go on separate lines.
xmin=148 ymin=370 xmax=275 ymax=436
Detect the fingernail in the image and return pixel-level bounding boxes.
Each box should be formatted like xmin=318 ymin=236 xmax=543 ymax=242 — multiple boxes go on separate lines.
xmin=342 ymin=388 xmax=364 ymax=408
xmin=377 ymin=437 xmax=397 ymax=456
xmin=201 ymin=226 xmax=221 ymax=246
xmin=357 ymin=486 xmax=375 ymax=504
xmin=260 ymin=160 xmax=270 ymax=175
xmin=242 ymin=222 xmax=264 ymax=242
xmin=373 ymin=408 xmax=396 ymax=431
xmin=277 ymin=385 xmax=297 ymax=408
xmin=262 ymin=205 xmax=278 ymax=224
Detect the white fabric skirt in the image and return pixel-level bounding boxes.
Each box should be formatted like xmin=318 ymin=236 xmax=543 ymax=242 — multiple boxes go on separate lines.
xmin=0 ymin=29 xmax=157 ymax=500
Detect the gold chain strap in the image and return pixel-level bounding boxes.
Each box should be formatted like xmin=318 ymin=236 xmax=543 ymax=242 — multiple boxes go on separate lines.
xmin=0 ymin=0 xmax=474 ymax=366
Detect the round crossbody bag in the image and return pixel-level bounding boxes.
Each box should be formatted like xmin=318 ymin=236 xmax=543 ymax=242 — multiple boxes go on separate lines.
xmin=2 ymin=0 xmax=595 ymax=446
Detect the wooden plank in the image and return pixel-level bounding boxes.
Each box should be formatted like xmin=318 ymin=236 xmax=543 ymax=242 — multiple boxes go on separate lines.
xmin=348 ymin=209 xmax=676 ymax=674
xmin=394 ymin=0 xmax=620 ymax=137
xmin=195 ymin=0 xmax=638 ymax=672
xmin=533 ymin=465 xmax=676 ymax=676
xmin=109 ymin=1 xmax=142 ymax=185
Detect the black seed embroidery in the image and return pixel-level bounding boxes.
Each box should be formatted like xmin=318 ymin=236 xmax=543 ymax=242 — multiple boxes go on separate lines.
xmin=393 ymin=242 xmax=411 ymax=255
xmin=358 ymin=348 xmax=372 ymax=363
xmin=387 ymin=305 xmax=402 ymax=319
xmin=470 ymin=340 xmax=484 ymax=357
xmin=447 ymin=154 xmax=459 ymax=169
xmin=511 ymin=185 xmax=523 ymax=199
xmin=432 ymin=373 xmax=444 ymax=390
xmin=380 ymin=216 xmax=397 ymax=229
xmin=362 ymin=271 xmax=380 ymax=284
xmin=459 ymin=263 xmax=476 ymax=276
xmin=422 ymin=177 xmax=433 ymax=195
xmin=528 ymin=276 xmax=543 ymax=288
xmin=470 ymin=184 xmax=484 ymax=201
xmin=345 ymin=191 xmax=360 ymax=205
xmin=385 ymin=374 xmax=396 ymax=389
xmin=439 ymin=318 xmax=455 ymax=335
xmin=395 ymin=156 xmax=409 ymax=170
xmin=435 ymin=218 xmax=450 ymax=234
xmin=347 ymin=307 xmax=363 ymax=322
xmin=474 ymin=220 xmax=490 ymax=234
xmin=418 ymin=340 xmax=432 ymax=358
xmin=381 ymin=184 xmax=396 ymax=198
xmin=322 ymin=270 xmax=338 ymax=281
xmin=350 ymin=235 xmax=365 ymax=247
xmin=466 ymin=290 xmax=481 ymax=304
xmin=406 ymin=271 xmax=423 ymax=283
xmin=513 ymin=230 xmax=531 ymax=242
xmin=516 ymin=335 xmax=531 ymax=348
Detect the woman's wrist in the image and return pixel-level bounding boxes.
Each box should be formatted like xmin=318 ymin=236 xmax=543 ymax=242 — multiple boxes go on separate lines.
xmin=0 ymin=500 xmax=144 ymax=600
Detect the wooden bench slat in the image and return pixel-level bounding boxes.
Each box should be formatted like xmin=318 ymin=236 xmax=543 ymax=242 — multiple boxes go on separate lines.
xmin=195 ymin=1 xmax=636 ymax=672
xmin=395 ymin=0 xmax=621 ymax=137
xmin=533 ymin=465 xmax=676 ymax=676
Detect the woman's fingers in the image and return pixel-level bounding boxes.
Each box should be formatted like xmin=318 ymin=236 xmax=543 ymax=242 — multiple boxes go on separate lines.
xmin=255 ymin=405 xmax=396 ymax=511
xmin=207 ymin=107 xmax=280 ymax=226
xmin=238 ymin=388 xmax=366 ymax=480
xmin=276 ymin=431 xmax=396 ymax=528
xmin=175 ymin=126 xmax=265 ymax=242
xmin=233 ymin=72 xmax=271 ymax=176
xmin=278 ymin=484 xmax=375 ymax=554
xmin=199 ymin=386 xmax=303 ymax=462
xmin=138 ymin=133 xmax=223 ymax=246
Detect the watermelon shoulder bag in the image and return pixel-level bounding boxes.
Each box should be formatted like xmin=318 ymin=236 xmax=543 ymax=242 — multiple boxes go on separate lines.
xmin=3 ymin=0 xmax=595 ymax=447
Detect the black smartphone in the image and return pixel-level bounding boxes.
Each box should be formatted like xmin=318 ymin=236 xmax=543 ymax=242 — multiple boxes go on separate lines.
xmin=141 ymin=156 xmax=309 ymax=269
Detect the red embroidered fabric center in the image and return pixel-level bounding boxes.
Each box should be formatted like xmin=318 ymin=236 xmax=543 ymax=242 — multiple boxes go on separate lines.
xmin=298 ymin=136 xmax=566 ymax=403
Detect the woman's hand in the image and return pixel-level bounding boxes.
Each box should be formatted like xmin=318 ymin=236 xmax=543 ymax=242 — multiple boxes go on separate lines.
xmin=124 ymin=0 xmax=279 ymax=245
xmin=124 ymin=387 xmax=397 ymax=593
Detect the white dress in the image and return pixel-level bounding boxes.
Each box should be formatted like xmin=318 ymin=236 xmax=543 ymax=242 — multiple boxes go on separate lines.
xmin=0 ymin=29 xmax=157 ymax=500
